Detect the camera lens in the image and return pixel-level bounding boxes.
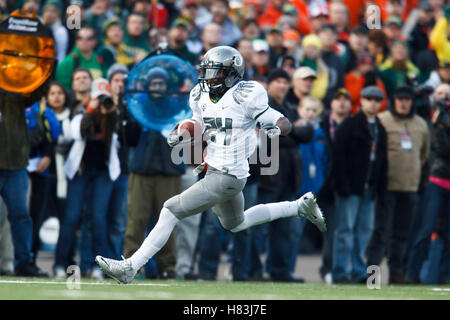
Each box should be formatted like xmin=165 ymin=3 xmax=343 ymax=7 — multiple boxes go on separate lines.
xmin=98 ymin=94 xmax=114 ymax=110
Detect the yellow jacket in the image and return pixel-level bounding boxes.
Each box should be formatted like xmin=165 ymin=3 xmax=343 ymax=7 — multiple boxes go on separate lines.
xmin=430 ymin=17 xmax=450 ymax=62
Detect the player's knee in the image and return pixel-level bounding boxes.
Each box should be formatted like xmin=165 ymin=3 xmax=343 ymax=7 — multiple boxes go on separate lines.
xmin=163 ymin=196 xmax=184 ymax=218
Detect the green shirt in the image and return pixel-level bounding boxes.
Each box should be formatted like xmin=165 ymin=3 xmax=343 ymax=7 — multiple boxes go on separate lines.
xmin=56 ymin=47 xmax=104 ymax=91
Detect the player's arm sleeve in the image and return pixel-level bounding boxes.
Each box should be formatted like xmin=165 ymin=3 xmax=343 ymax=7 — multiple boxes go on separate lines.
xmin=244 ymin=81 xmax=285 ymax=126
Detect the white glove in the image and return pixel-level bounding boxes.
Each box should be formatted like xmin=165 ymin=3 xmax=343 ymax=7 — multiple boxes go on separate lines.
xmin=261 ymin=125 xmax=281 ymax=139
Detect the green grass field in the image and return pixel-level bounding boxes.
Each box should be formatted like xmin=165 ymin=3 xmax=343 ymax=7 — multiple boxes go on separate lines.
xmin=0 ymin=277 xmax=449 ymax=300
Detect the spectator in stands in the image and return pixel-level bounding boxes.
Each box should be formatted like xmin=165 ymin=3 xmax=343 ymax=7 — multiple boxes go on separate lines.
xmin=25 ymin=88 xmax=62 ymax=263
xmin=318 ymin=24 xmax=345 ymax=109
xmin=282 ymin=30 xmax=302 ymax=62
xmin=208 ymin=0 xmax=242 ymax=46
xmin=332 ymin=86 xmax=388 ymax=284
xmin=292 ymin=96 xmax=330 ymax=275
xmin=84 ymin=0 xmax=115 ymax=39
xmin=54 ymin=78 xmax=120 ymax=279
xmin=367 ymin=29 xmax=389 ymax=65
xmin=406 ymin=97 xmax=450 ymax=284
xmin=277 ymin=54 xmax=298 ymax=79
xmin=383 ymin=16 xmax=406 ymax=47
xmin=329 ymin=1 xmax=350 ymax=43
xmin=425 ymin=59 xmax=450 ymax=89
xmin=266 ymin=27 xmax=286 ymax=69
xmin=341 ymin=25 xmax=369 ymax=73
xmin=407 ymin=1 xmax=436 ymax=65
xmin=345 ymin=51 xmax=388 ymax=114
xmin=258 ymin=0 xmax=289 ymax=32
xmin=167 ymin=19 xmax=198 ymax=66
xmin=285 ymin=66 xmax=317 ymax=110
xmin=148 ymin=27 xmax=168 ymax=52
xmin=258 ymin=68 xmax=314 ymax=282
xmin=70 ymin=68 xmax=93 ymax=113
xmin=317 ymin=88 xmax=352 ymax=283
xmin=236 ymin=38 xmax=256 ymax=80
xmin=41 ymin=0 xmax=69 ymax=63
xmin=199 ymin=22 xmax=222 ymax=59
xmin=377 ymin=40 xmax=421 ymax=101
xmin=97 ymin=18 xmax=135 ymax=73
xmin=367 ymin=85 xmax=430 ymax=284
xmin=429 ymin=4 xmax=450 ymax=63
xmin=308 ymin=4 xmax=329 ymax=34
xmin=104 ymin=64 xmax=141 ymax=261
xmin=123 ymin=12 xmax=151 ymax=61
xmin=240 ymin=18 xmax=262 ymax=40
xmin=56 ymin=27 xmax=104 ymax=91
xmin=251 ymin=39 xmax=271 ymax=79
xmin=299 ymin=34 xmax=329 ymax=102
xmin=0 ymin=76 xmax=50 ymax=277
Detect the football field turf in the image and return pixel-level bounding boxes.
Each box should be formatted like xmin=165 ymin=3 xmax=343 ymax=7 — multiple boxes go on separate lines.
xmin=0 ymin=277 xmax=449 ymax=300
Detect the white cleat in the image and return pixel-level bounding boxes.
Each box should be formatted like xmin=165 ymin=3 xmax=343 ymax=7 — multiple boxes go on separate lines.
xmin=95 ymin=255 xmax=136 ymax=284
xmin=297 ymin=192 xmax=327 ymax=232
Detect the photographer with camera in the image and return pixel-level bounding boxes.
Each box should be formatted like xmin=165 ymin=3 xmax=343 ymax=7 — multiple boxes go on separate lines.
xmin=406 ymin=98 xmax=450 ymax=284
xmin=54 ymin=78 xmax=120 ymax=278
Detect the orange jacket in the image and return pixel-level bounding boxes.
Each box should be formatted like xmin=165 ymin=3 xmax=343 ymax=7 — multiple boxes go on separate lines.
xmin=345 ymin=71 xmax=388 ymax=114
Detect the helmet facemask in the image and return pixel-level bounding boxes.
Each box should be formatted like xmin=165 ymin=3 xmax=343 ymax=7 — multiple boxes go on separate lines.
xmin=199 ymin=63 xmax=238 ymax=98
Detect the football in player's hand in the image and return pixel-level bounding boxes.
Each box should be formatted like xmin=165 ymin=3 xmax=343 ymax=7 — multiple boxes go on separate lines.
xmin=177 ymin=119 xmax=202 ymax=142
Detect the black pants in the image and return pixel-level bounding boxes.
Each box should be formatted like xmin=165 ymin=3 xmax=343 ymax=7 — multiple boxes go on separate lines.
xmin=367 ymin=191 xmax=418 ymax=276
xmin=318 ymin=197 xmax=335 ymax=278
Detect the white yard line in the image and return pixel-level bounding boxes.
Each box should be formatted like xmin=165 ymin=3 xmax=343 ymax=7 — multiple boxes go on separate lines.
xmin=0 ymin=279 xmax=171 ymax=287
xmin=431 ymin=288 xmax=450 ymax=292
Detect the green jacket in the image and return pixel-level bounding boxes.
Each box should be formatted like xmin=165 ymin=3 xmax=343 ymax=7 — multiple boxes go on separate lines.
xmin=56 ymin=46 xmax=104 ymax=92
xmin=377 ymin=59 xmax=421 ymax=100
xmin=0 ymin=86 xmax=48 ymax=171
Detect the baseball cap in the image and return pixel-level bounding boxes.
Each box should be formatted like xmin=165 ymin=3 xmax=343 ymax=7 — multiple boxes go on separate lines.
xmin=293 ymin=66 xmax=317 ymax=80
xmin=171 ymin=18 xmax=190 ymax=29
xmin=333 ymin=88 xmax=350 ymax=100
xmin=309 ymin=5 xmax=329 ymax=18
xmin=361 ymin=86 xmax=384 ymax=100
xmin=91 ymin=78 xmax=111 ymax=99
xmin=282 ymin=3 xmax=298 ymax=15
xmin=102 ymin=17 xmax=123 ymax=33
xmin=107 ymin=63 xmax=129 ymax=82
xmin=418 ymin=0 xmax=433 ymax=11
xmin=394 ymin=85 xmax=414 ymax=99
xmin=267 ymin=68 xmax=291 ymax=84
xmin=252 ymin=39 xmax=270 ymax=53
xmin=385 ymin=16 xmax=403 ymax=28
xmin=283 ymin=29 xmax=301 ymax=42
xmin=268 ymin=26 xmax=283 ymax=34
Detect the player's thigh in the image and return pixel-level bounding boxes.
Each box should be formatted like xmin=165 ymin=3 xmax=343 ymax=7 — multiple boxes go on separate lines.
xmin=164 ymin=170 xmax=245 ymax=220
xmin=212 ymin=191 xmax=245 ymax=231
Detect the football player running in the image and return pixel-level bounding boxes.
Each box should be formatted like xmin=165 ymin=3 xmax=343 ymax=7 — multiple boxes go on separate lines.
xmin=96 ymin=46 xmax=326 ymax=284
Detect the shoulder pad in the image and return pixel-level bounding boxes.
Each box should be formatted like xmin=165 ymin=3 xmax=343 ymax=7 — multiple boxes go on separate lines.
xmin=190 ymin=84 xmax=202 ymax=102
xmin=232 ymin=81 xmax=257 ymax=104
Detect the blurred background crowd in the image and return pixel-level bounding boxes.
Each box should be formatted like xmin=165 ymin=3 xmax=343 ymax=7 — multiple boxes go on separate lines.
xmin=0 ymin=0 xmax=449 ymax=285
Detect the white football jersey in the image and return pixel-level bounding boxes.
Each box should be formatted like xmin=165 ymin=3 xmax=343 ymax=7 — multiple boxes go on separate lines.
xmin=189 ymin=80 xmax=284 ymax=179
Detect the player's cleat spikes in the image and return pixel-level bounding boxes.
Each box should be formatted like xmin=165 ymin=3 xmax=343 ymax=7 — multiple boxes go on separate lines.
xmin=95 ymin=255 xmax=136 ymax=284
xmin=297 ymin=192 xmax=327 ymax=232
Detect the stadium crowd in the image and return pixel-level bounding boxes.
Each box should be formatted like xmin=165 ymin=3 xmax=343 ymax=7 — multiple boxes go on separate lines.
xmin=0 ymin=0 xmax=449 ymax=285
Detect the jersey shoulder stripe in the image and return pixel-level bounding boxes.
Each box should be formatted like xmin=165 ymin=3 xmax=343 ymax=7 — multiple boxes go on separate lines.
xmin=232 ymin=81 xmax=256 ymax=104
